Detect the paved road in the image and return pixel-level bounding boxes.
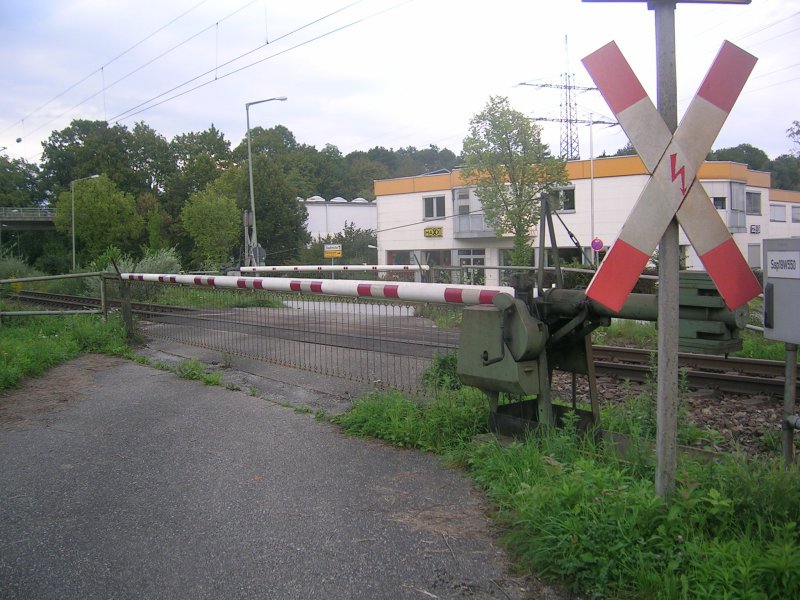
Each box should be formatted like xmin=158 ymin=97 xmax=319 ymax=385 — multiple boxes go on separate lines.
xmin=0 ymin=353 xmax=544 ymax=600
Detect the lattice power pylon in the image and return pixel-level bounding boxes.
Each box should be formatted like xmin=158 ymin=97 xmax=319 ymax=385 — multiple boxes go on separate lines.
xmin=518 ymin=79 xmax=600 ymax=160
xmin=561 ymin=72 xmax=580 ymax=160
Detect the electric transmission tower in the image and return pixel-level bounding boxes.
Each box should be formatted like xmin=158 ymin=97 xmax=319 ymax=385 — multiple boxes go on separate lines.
xmin=518 ymin=79 xmax=602 ymax=160
xmin=517 ymin=35 xmax=615 ymax=160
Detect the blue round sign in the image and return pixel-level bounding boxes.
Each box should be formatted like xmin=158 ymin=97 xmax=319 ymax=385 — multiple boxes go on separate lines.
xmin=591 ymin=238 xmax=604 ymax=252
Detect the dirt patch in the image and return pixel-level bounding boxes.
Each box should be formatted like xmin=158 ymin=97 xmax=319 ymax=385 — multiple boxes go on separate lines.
xmin=0 ymin=354 xmax=125 ymax=429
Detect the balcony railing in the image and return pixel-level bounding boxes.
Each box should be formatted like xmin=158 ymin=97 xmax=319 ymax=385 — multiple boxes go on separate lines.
xmin=453 ymin=213 xmax=495 ymax=238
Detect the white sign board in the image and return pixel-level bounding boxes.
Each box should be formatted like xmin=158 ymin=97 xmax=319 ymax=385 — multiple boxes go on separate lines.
xmin=766 ymin=251 xmax=800 ymax=279
xmin=763 ymin=239 xmax=800 ymax=344
xmin=323 ymin=244 xmax=342 ymax=259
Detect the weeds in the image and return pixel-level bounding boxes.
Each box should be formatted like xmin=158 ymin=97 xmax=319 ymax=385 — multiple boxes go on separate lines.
xmin=593 ymin=318 xmax=658 ymax=349
xmin=0 ymin=314 xmax=130 ymax=391
xmin=421 ymin=351 xmax=462 ymax=391
xmin=202 ymin=371 xmax=223 ymax=386
xmin=174 ymin=358 xmax=205 ymax=380
xmin=414 ymin=303 xmax=463 ymax=329
xmin=334 ymin=385 xmax=800 ymax=599
xmin=334 ymin=387 xmax=487 ymax=453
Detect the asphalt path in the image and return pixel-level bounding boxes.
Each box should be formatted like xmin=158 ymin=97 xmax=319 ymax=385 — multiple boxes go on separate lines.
xmin=0 ymin=353 xmax=546 ymax=600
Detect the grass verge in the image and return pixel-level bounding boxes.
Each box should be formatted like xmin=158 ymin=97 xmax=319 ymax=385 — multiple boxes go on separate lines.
xmin=335 ymin=388 xmax=800 ymax=599
xmin=0 ymin=313 xmax=130 ymax=391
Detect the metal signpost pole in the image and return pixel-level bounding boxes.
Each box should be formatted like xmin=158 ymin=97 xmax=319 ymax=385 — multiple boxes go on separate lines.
xmin=582 ymin=0 xmax=753 ymax=497
xmin=653 ymin=0 xmax=680 ymax=498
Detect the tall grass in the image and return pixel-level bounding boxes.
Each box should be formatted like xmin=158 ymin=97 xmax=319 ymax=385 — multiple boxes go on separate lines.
xmin=335 ymin=387 xmax=800 ymax=599
xmin=0 ymin=313 xmax=129 ymax=391
xmin=333 ymin=388 xmax=487 ymax=453
xmin=467 ymin=429 xmax=800 ymax=599
xmin=592 ymin=318 xmax=658 ymax=349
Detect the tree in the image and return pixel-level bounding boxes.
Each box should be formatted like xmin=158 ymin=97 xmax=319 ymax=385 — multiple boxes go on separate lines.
xmin=129 ymin=122 xmax=175 ymax=194
xmin=707 ymin=143 xmax=771 ymax=171
xmin=135 ymin=191 xmax=172 ymax=251
xmin=461 ymin=96 xmax=568 ymax=266
xmin=0 ymin=155 xmax=41 ymax=206
xmin=788 ymin=120 xmax=800 ymax=156
xmin=180 ymin=181 xmax=240 ymax=267
xmin=771 ymin=154 xmax=800 ymax=191
xmin=345 ymin=156 xmax=390 ymax=200
xmin=238 ymin=154 xmax=310 ymax=264
xmin=298 ymin=222 xmax=377 ymax=269
xmin=613 ymin=140 xmax=637 ymax=157
xmin=164 ymin=125 xmax=232 ymax=218
xmin=53 ymin=175 xmax=143 ymax=263
xmin=40 ymin=119 xmax=140 ymax=201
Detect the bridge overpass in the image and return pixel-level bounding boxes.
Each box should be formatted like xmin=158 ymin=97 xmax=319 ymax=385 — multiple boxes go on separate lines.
xmin=0 ymin=207 xmax=56 ymax=231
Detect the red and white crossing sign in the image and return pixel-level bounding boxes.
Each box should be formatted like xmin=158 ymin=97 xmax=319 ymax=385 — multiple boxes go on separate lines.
xmin=581 ymin=40 xmax=762 ymax=313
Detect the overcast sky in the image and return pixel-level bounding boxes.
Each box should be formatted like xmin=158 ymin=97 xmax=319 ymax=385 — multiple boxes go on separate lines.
xmin=1 ymin=0 xmax=797 ymax=168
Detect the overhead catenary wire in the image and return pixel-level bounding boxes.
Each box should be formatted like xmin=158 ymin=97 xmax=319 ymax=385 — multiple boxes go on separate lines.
xmin=17 ymin=0 xmax=377 ymax=163
xmin=18 ymin=0 xmax=264 ymax=142
xmin=0 ymin=0 xmax=212 ymax=137
xmin=111 ymin=0 xmax=412 ymax=123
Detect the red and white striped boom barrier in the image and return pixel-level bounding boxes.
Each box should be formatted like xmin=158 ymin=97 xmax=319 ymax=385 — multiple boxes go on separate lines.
xmin=239 ymin=264 xmax=429 ymax=273
xmin=121 ymin=273 xmax=513 ymax=305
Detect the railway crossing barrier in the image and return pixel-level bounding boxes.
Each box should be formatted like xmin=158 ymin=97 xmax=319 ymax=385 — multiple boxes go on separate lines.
xmin=120 ymin=271 xmax=748 ymax=434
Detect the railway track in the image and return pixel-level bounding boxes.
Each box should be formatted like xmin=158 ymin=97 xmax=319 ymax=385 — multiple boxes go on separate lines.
xmin=7 ymin=290 xmax=797 ymax=397
xmin=592 ymin=345 xmax=797 ymax=397
xmin=7 ymin=290 xmax=192 ymax=316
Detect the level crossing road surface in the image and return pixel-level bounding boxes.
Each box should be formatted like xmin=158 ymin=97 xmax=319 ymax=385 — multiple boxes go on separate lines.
xmin=0 ymin=351 xmax=567 ymax=600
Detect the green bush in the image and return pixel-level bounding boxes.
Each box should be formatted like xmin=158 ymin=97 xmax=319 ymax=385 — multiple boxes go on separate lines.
xmin=84 ymin=246 xmax=182 ymax=299
xmin=0 ymin=250 xmax=43 ymax=280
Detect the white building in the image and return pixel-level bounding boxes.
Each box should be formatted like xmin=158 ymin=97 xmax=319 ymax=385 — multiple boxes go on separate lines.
xmin=300 ymin=196 xmax=377 ymax=240
xmin=373 ymin=156 xmax=800 ymax=286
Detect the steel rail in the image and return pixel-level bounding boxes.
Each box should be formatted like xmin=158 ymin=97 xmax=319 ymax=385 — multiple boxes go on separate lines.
xmin=592 ymin=345 xmax=792 ymax=379
xmin=8 ymin=290 xmax=192 ymax=316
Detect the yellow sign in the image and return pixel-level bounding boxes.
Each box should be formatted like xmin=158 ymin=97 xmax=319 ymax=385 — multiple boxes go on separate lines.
xmin=424 ymin=227 xmax=443 ymax=238
xmin=323 ymin=243 xmax=342 ymax=258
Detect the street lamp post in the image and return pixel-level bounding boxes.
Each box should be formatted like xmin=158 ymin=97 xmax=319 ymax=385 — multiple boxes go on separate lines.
xmin=246 ymin=96 xmax=287 ymax=266
xmin=71 ymin=174 xmax=99 ymax=270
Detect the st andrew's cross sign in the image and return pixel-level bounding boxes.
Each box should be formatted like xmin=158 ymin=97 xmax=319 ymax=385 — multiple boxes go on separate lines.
xmin=581 ymin=40 xmax=762 ymax=313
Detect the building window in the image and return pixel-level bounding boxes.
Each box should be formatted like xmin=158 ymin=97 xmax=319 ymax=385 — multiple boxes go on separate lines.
xmin=747 ymin=244 xmax=760 ymax=269
xmin=457 ymin=249 xmax=485 ymax=285
xmin=745 ymin=191 xmax=761 ymax=215
xmin=387 ymin=250 xmax=410 ymax=265
xmin=712 ymin=196 xmax=726 ymax=210
xmin=728 ymin=183 xmax=745 ymax=232
xmin=793 ymin=206 xmax=800 ymax=223
xmin=424 ymin=195 xmax=445 ymax=219
xmin=550 ymin=188 xmax=575 ymax=212
xmin=770 ymin=204 xmax=786 ymax=222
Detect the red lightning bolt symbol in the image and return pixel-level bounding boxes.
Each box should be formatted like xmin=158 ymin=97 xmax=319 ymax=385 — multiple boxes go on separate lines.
xmin=670 ymin=153 xmax=688 ymax=195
